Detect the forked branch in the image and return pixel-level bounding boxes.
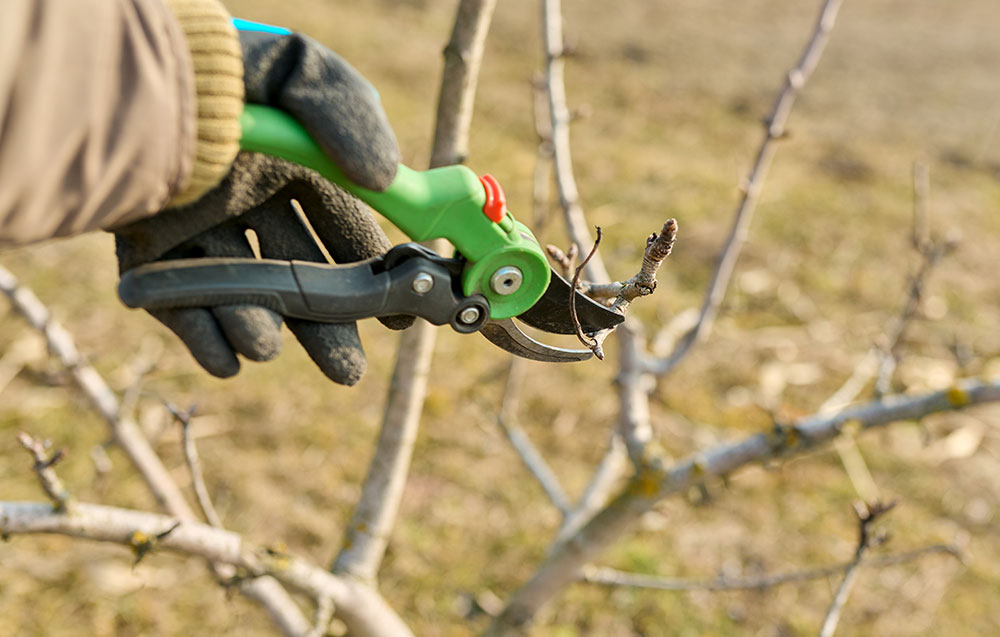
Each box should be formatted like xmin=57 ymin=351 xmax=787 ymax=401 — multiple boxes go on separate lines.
xmin=488 ymin=379 xmax=1000 ymax=633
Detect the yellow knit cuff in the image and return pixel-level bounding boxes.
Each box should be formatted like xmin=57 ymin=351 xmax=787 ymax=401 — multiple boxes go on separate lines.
xmin=163 ymin=0 xmax=244 ymax=207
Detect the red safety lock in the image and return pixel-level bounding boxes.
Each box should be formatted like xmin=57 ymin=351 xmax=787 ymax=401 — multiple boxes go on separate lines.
xmin=479 ymin=174 xmax=507 ymax=223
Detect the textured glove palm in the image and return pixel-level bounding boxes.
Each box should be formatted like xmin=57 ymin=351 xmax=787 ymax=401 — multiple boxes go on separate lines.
xmin=114 ymin=29 xmax=412 ymax=385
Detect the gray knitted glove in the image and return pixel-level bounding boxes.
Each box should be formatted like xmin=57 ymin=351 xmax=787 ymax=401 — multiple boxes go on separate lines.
xmin=114 ymin=29 xmax=413 ymax=385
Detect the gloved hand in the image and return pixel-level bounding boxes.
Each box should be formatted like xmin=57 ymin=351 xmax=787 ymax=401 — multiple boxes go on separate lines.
xmin=114 ymin=22 xmax=413 ymax=385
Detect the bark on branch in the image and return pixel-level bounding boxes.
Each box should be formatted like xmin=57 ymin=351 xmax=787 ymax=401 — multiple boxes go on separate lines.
xmin=0 ymin=502 xmax=412 ymax=636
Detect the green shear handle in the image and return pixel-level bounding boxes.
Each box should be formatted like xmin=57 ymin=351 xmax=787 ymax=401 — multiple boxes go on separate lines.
xmin=239 ymin=104 xmax=550 ymax=320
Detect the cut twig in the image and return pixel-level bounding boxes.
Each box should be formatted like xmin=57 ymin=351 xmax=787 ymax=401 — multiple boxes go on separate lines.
xmin=167 ymin=402 xmax=224 ymax=529
xmin=610 ymin=219 xmax=678 ymax=314
xmin=819 ymin=501 xmax=897 ymax=637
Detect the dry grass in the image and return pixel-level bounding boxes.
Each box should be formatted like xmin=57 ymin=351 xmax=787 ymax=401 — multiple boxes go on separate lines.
xmin=3 ymin=0 xmax=1000 ymax=635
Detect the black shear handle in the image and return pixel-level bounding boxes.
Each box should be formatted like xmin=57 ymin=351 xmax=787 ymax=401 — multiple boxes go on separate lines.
xmin=117 ymin=256 xmax=489 ymax=333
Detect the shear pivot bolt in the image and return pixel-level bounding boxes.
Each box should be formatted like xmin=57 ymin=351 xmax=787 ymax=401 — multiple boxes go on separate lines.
xmin=411 ymin=272 xmax=434 ymax=294
xmin=490 ymin=266 xmax=523 ymax=296
xmin=459 ymin=307 xmax=482 ymax=325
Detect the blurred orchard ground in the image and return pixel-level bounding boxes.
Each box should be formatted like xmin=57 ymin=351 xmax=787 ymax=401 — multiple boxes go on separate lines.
xmin=2 ymin=0 xmax=1000 ymax=635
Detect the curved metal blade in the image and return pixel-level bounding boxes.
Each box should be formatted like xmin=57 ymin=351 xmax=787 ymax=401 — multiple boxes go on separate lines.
xmin=517 ymin=270 xmax=624 ymax=335
xmin=480 ymin=319 xmax=593 ymax=363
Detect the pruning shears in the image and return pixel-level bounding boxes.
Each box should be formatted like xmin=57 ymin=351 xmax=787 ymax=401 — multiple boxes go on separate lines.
xmin=118 ymin=105 xmax=623 ymax=362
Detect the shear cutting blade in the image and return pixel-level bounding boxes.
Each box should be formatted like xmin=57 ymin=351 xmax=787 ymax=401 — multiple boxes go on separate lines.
xmin=516 ymin=269 xmax=624 ymax=335
xmin=479 ymin=319 xmax=593 ymax=363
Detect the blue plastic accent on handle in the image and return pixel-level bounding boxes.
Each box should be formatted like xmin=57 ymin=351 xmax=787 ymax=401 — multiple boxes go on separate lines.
xmin=231 ymin=18 xmax=292 ymax=35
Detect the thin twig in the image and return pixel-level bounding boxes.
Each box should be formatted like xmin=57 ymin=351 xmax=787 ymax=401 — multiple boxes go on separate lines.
xmin=819 ymin=501 xmax=896 ymax=637
xmin=545 ymin=244 xmax=578 ymax=279
xmin=570 ymin=227 xmax=604 ymax=359
xmin=17 ymin=433 xmax=73 ymax=512
xmin=167 ymin=402 xmax=224 ymax=529
xmin=333 ymin=0 xmax=498 ymax=585
xmin=496 ymin=358 xmax=571 ymax=516
xmin=306 ymin=597 xmax=335 ymax=637
xmin=648 ymin=0 xmax=846 ymax=378
xmin=580 ymin=543 xmax=961 ymax=592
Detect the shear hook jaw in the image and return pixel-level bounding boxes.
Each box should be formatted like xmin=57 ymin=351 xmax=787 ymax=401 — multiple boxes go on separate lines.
xmin=479 ymin=318 xmax=594 ymax=363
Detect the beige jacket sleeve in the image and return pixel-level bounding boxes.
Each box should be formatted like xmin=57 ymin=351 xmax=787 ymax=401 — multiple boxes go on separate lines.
xmin=0 ymin=0 xmax=243 ymax=246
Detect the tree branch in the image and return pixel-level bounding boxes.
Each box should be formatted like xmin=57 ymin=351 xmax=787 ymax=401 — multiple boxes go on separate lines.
xmin=0 ymin=265 xmax=311 ymax=636
xmin=332 ymin=0 xmax=498 ymax=584
xmin=0 ymin=502 xmax=412 ymax=637
xmin=0 ymin=265 xmax=193 ymax=517
xmin=648 ymin=0 xmax=846 ymax=378
xmin=333 ymin=325 xmax=434 ymax=582
xmin=429 ymin=0 xmax=498 ymax=169
xmin=487 ymin=378 xmax=1000 ymax=633
xmin=496 ymin=358 xmax=571 ymax=516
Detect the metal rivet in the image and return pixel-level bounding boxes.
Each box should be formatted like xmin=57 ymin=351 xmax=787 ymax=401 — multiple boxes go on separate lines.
xmin=411 ymin=272 xmax=434 ymax=295
xmin=490 ymin=266 xmax=523 ymax=296
xmin=459 ymin=307 xmax=482 ymax=325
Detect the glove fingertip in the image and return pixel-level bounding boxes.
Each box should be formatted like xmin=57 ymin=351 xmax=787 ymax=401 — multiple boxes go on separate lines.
xmin=151 ymin=308 xmax=242 ymax=378
xmin=287 ymin=320 xmax=367 ymax=386
xmin=348 ymin=148 xmax=398 ymax=192
xmin=378 ymin=314 xmax=416 ymax=331
xmin=214 ymin=305 xmax=284 ymax=362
